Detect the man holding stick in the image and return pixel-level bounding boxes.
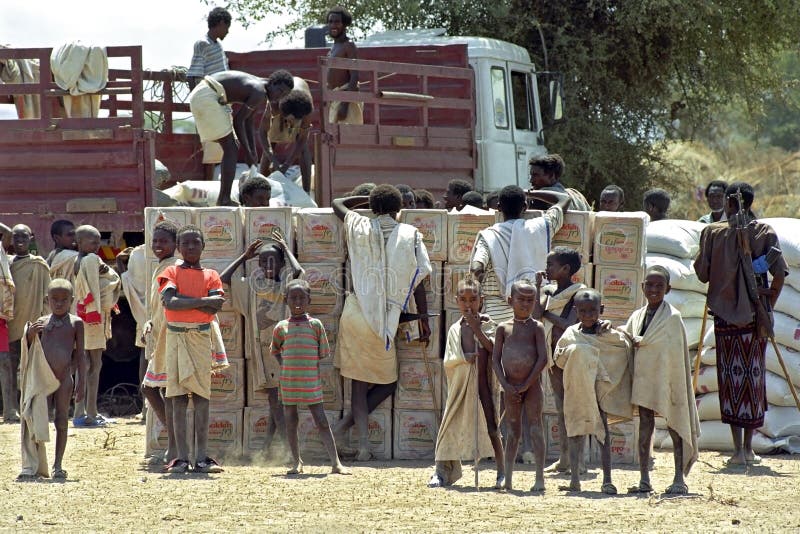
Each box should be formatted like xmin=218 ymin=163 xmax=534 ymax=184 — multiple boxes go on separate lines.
xmin=694 ymin=182 xmax=788 ymax=466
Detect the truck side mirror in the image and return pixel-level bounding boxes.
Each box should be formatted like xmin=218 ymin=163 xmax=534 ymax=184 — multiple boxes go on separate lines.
xmin=548 ymin=75 xmax=564 ymax=124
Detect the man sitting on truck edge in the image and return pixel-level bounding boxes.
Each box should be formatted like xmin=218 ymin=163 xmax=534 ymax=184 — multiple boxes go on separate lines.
xmin=188 ymin=70 xmax=294 ymax=206
xmin=187 ymin=7 xmax=232 ymax=181
xmin=529 ymin=154 xmax=591 ymax=211
xmin=327 ymin=6 xmax=362 ymax=125
xmin=259 ymin=80 xmax=314 ymax=193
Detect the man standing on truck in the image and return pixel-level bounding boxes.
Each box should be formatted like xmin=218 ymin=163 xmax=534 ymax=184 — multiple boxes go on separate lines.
xmin=259 ymin=78 xmax=315 ymax=193
xmin=529 ymin=154 xmax=591 ymax=211
xmin=187 ymin=7 xmax=232 ymax=181
xmin=326 ymin=6 xmax=362 ymax=125
xmin=188 ymin=70 xmax=294 ymax=206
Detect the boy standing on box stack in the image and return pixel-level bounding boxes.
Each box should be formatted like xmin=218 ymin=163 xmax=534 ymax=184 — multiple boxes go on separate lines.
xmin=141 ymin=221 xmax=180 ymax=463
xmin=71 ymin=225 xmax=120 ymax=427
xmin=532 ymin=246 xmax=586 ymax=474
xmin=332 ymin=185 xmax=432 ymax=462
xmin=221 ymin=235 xmax=304 ymax=457
xmin=622 ymin=266 xmax=700 ymax=495
xmin=271 ymin=279 xmax=350 ymax=475
xmin=492 ymin=279 xmax=548 ymax=492
xmin=18 ymin=279 xmax=87 ymax=481
xmin=553 ymin=289 xmax=633 ymax=494
xmin=159 ymin=224 xmax=229 ymax=473
xmin=694 ymin=182 xmax=786 ymax=466
xmin=2 ymin=225 xmax=50 ymax=423
xmin=46 ymin=220 xmax=77 ymax=279
xmin=429 ymin=276 xmax=505 ymax=489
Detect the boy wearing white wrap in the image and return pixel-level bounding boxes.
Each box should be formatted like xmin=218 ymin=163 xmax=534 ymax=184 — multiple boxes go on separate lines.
xmin=622 ymin=266 xmax=700 ymax=495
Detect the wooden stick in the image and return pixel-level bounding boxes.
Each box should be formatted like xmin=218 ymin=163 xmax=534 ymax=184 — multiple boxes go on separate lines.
xmin=769 ymin=336 xmax=800 ymax=411
xmin=692 ymin=303 xmax=709 ymax=393
xmin=474 ymin=362 xmax=480 ymax=489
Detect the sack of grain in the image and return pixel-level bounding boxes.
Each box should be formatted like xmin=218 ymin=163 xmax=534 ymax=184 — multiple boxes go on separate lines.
xmin=646 ymin=219 xmax=704 ymax=259
xmin=645 ymin=254 xmax=707 ymax=293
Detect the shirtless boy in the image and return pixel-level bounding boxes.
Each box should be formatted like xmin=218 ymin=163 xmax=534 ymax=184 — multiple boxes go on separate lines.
xmin=533 ymin=247 xmax=585 ymax=474
xmin=492 ymin=279 xmax=548 ymax=492
xmin=188 ymin=69 xmax=294 ymax=205
xmin=327 ymin=6 xmax=361 ymax=124
xmin=20 ymin=279 xmax=87 ymax=480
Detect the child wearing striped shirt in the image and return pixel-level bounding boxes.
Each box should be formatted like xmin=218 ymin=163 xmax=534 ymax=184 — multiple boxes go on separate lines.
xmin=270 ymin=279 xmax=350 ymax=475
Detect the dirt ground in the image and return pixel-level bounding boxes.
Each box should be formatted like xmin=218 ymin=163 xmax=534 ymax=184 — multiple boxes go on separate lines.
xmin=2 ymin=418 xmax=799 ymax=532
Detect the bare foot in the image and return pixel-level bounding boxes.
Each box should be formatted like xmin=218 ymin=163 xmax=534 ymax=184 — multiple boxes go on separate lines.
xmin=726 ymin=452 xmax=747 ymax=466
xmin=558 ymin=482 xmax=581 ymax=492
xmin=287 ymin=460 xmax=304 ymax=475
xmin=355 ymin=447 xmax=372 ymax=462
xmin=531 ymin=478 xmax=545 ymax=492
xmin=494 ymin=473 xmax=505 ymax=490
xmin=745 ymin=452 xmax=762 ymax=465
xmin=331 ymin=464 xmax=352 ymax=475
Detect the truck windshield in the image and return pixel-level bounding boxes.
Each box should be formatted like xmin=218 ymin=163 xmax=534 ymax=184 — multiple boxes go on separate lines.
xmin=511 ymin=70 xmax=535 ymax=131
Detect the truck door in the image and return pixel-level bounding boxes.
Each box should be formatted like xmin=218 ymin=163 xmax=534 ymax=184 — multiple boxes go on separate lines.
xmin=507 ymin=63 xmax=544 ymax=188
xmin=479 ymin=64 xmax=517 ymax=192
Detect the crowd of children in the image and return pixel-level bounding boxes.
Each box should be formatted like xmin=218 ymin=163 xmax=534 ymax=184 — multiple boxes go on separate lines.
xmin=1 ymin=177 xmax=759 ymax=500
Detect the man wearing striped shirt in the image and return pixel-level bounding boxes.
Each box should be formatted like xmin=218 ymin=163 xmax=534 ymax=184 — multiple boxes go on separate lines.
xmin=187 ymin=7 xmax=232 ymax=180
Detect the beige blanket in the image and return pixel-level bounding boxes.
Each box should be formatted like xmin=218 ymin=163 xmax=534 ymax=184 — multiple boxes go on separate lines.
xmin=48 ymin=249 xmax=78 ymax=283
xmin=0 ymin=247 xmax=14 ymax=321
xmin=0 ymin=50 xmax=41 ymax=119
xmin=8 ymin=255 xmax=50 ymax=343
xmin=50 ymin=42 xmax=107 ymax=118
xmin=554 ymin=325 xmax=633 ymax=443
xmin=336 ymin=294 xmax=398 ymax=384
xmin=189 ymin=76 xmax=233 ymax=142
xmin=540 ymin=282 xmax=585 ymax=364
xmin=328 ymin=85 xmax=363 ymax=125
xmin=19 ymin=328 xmax=60 ymax=478
xmin=165 ymin=321 xmax=228 ymax=400
xmin=122 ymin=245 xmax=148 ymax=349
xmin=74 ymin=253 xmax=120 ymax=350
xmin=435 ymin=320 xmax=495 ymax=463
xmin=142 ymin=257 xmax=179 ymax=387
xmin=622 ymin=302 xmax=700 ymax=475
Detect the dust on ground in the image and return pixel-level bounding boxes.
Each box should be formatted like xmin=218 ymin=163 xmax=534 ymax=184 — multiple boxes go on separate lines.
xmin=2 ymin=418 xmax=799 ymax=532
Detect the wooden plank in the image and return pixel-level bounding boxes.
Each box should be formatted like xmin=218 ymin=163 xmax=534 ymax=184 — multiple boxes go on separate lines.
xmin=333 ymin=147 xmax=474 ymax=170
xmin=0 ymin=150 xmax=137 ymax=169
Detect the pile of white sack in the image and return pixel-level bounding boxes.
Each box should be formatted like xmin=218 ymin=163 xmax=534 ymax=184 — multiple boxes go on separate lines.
xmin=645 ymin=218 xmax=800 ymax=454
xmin=159 ymin=163 xmax=317 ymax=208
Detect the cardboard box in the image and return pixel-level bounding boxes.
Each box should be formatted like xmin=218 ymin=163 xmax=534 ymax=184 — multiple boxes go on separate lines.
xmin=594 ymin=264 xmax=644 ymax=310
xmin=443 ymin=263 xmax=472 ymax=311
xmin=447 ymin=213 xmax=495 ymax=264
xmin=419 ymin=261 xmax=443 ymax=311
xmin=347 ymin=407 xmax=392 ymax=460
xmin=495 ymin=209 xmax=543 ymax=223
xmin=544 ymin=413 xmax=590 ymax=462
xmin=245 ymin=357 xmax=270 ymax=407
xmin=301 ymin=263 xmax=345 ymax=316
xmin=296 ymin=208 xmax=345 ymax=263
xmin=216 ymin=311 xmax=243 ymax=359
xmin=242 ymin=207 xmax=294 ymax=250
xmin=399 ymin=209 xmax=448 ymax=261
xmin=572 ymin=262 xmax=593 ymax=287
xmin=206 ymin=409 xmax=244 ymax=458
xmin=195 ymin=260 xmax=239 ymax=312
xmin=600 ymin=307 xmax=637 ymax=327
xmin=298 ymin=362 xmax=343 ymax=411
xmin=395 ymin=359 xmax=443 ymax=411
xmin=593 ymin=211 xmax=649 ymax=266
xmin=591 ymin=419 xmax=638 ymax=465
xmin=195 ymin=207 xmax=244 ymax=259
xmin=242 ymin=405 xmax=273 ymax=455
xmin=396 ymin=314 xmax=442 ymax=361
xmin=552 ymin=211 xmax=595 ymax=263
xmin=143 ymin=207 xmax=194 ymax=259
xmin=210 ymin=358 xmax=245 ymax=410
xmin=342 ymin=378 xmax=392 ymax=410
xmin=393 ymin=409 xmax=440 ymax=460
xmin=297 ymin=410 xmax=342 ymax=458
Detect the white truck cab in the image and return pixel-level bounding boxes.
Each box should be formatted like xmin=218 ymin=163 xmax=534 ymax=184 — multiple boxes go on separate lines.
xmin=363 ymin=29 xmax=553 ymax=192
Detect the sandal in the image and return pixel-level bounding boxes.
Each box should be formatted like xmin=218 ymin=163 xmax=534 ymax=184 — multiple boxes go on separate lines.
xmin=194 ymin=457 xmax=223 ymax=473
xmin=601 ymin=482 xmax=618 ymax=495
xmin=664 ymin=482 xmax=688 ymax=495
xmin=15 ymin=473 xmax=40 ymax=482
xmin=627 ymin=481 xmax=653 ymax=494
xmin=51 ymin=468 xmax=67 ymax=480
xmin=166 ymin=459 xmax=190 ymax=474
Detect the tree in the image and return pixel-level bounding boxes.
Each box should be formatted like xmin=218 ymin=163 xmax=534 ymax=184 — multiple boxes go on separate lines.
xmin=217 ymin=0 xmax=800 ymax=207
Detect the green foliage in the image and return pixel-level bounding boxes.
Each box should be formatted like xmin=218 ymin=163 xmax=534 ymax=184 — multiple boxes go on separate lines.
xmin=216 ymin=0 xmax=800 ymax=208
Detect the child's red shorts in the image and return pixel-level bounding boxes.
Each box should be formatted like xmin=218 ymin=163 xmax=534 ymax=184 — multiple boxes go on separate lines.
xmin=0 ymin=319 xmax=8 ymax=352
